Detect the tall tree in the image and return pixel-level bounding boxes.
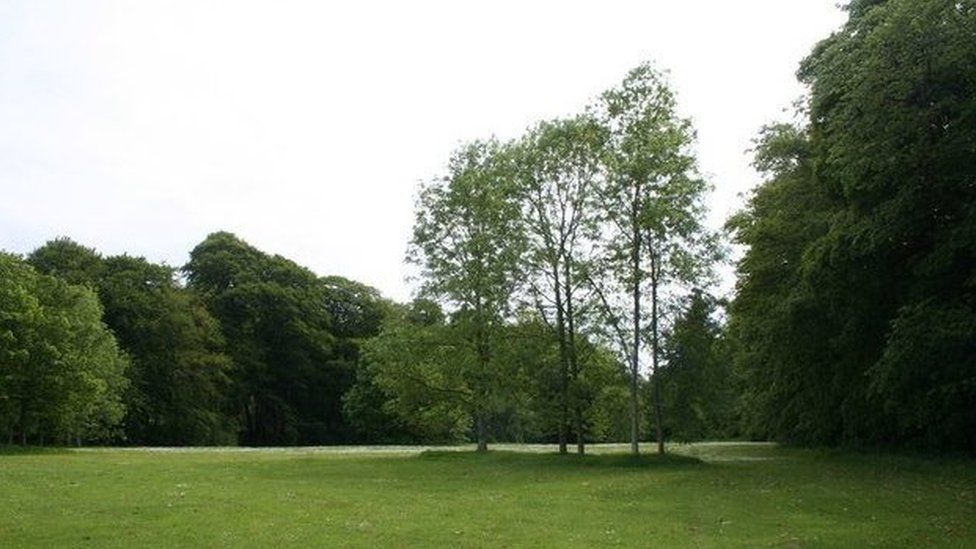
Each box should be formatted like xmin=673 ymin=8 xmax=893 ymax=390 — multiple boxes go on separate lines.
xmin=410 ymin=140 xmax=525 ymax=451
xmin=657 ymin=291 xmax=735 ymax=441
xmin=591 ymin=63 xmax=717 ymax=454
xmin=515 ymin=116 xmax=605 ymax=454
xmin=729 ymin=0 xmax=976 ymax=451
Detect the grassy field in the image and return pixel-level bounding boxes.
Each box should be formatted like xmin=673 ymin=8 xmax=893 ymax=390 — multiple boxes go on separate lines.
xmin=1 ymin=443 xmax=974 ymax=547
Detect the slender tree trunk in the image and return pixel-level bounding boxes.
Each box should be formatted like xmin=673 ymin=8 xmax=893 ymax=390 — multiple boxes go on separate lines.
xmin=650 ymin=254 xmax=665 ymax=455
xmin=575 ymin=408 xmax=585 ymax=455
xmin=552 ymin=267 xmax=569 ymax=455
xmin=475 ymin=412 xmax=488 ymax=452
xmin=473 ymin=293 xmax=491 ymax=453
xmin=564 ymin=259 xmax=585 ymax=456
xmin=629 ymin=188 xmax=642 ymax=456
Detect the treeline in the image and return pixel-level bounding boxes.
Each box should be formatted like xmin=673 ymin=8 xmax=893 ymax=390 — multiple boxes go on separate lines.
xmin=729 ymin=0 xmax=976 ymax=452
xmin=397 ymin=61 xmax=729 ymax=455
xmin=1 ymin=232 xmax=726 ymax=448
xmin=3 ymin=234 xmax=392 ymax=446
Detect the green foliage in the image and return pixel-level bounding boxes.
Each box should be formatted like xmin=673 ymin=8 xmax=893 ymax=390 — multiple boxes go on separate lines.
xmin=514 ymin=115 xmax=607 ymax=452
xmin=657 ymin=292 xmax=736 ymax=441
xmin=186 ymin=232 xmax=339 ymax=445
xmin=409 ymin=141 xmax=527 ymax=450
xmin=729 ymin=0 xmax=976 ymax=451
xmin=29 ymin=239 xmax=235 ymax=446
xmin=360 ymin=316 xmax=474 ymax=443
xmin=0 ymin=253 xmax=128 ymax=444
xmin=185 ymin=232 xmax=390 ymax=445
xmin=590 ymin=62 xmax=720 ymax=453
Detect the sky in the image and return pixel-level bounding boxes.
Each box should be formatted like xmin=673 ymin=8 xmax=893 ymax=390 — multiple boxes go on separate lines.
xmin=0 ymin=1 xmax=847 ymax=302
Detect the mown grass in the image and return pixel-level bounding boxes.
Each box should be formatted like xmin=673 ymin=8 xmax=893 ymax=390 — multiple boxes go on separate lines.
xmin=0 ymin=443 xmax=973 ymax=547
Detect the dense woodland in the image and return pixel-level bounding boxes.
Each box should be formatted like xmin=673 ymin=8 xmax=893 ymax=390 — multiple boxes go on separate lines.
xmin=1 ymin=0 xmax=973 ymax=453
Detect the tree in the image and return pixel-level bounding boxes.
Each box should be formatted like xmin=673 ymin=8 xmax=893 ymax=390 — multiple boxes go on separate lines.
xmin=514 ymin=115 xmax=605 ymax=454
xmin=358 ymin=311 xmax=476 ymax=444
xmin=409 ymin=140 xmax=526 ymax=451
xmin=591 ymin=63 xmax=718 ymax=455
xmin=184 ymin=232 xmax=343 ymax=445
xmin=99 ymin=255 xmax=234 ymax=445
xmin=726 ymin=124 xmax=834 ymax=443
xmin=657 ymin=291 xmax=735 ymax=441
xmin=729 ymin=0 xmax=976 ymax=451
xmin=0 ymin=253 xmax=128 ymax=445
xmin=29 ymin=239 xmax=235 ymax=445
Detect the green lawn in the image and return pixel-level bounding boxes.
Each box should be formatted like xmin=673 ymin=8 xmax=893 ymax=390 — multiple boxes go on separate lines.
xmin=1 ymin=443 xmax=974 ymax=547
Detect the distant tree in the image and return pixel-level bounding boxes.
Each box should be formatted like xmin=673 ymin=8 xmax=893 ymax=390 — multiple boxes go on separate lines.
xmin=409 ymin=140 xmax=526 ymax=451
xmin=358 ymin=312 xmax=474 ymax=443
xmin=29 ymin=240 xmax=235 ymax=445
xmin=99 ymin=256 xmax=234 ymax=445
xmin=342 ymin=298 xmax=445 ymax=444
xmin=657 ymin=291 xmax=735 ymax=441
xmin=184 ymin=232 xmax=342 ymax=445
xmin=0 ymin=253 xmax=128 ymax=445
xmin=26 ymin=237 xmax=104 ymax=286
xmin=726 ymin=124 xmax=833 ymax=442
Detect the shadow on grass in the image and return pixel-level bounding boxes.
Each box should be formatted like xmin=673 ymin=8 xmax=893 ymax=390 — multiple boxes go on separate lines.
xmin=418 ymin=449 xmax=702 ymax=469
xmin=0 ymin=445 xmax=74 ymax=456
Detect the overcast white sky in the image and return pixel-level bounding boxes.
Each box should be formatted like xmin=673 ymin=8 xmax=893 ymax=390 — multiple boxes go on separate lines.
xmin=1 ymin=1 xmax=846 ymax=301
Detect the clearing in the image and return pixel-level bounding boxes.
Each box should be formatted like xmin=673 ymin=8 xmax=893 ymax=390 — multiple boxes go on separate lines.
xmin=1 ymin=442 xmax=974 ymax=547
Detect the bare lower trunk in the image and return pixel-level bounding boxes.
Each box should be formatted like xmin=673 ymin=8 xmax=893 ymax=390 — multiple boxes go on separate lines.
xmin=575 ymin=406 xmax=585 ymax=455
xmin=651 ymin=255 xmax=664 ymax=455
xmin=476 ymin=413 xmax=488 ymax=452
xmin=564 ymin=259 xmax=584 ymax=457
xmin=553 ymin=268 xmax=569 ymax=455
xmin=630 ymin=189 xmax=642 ymax=456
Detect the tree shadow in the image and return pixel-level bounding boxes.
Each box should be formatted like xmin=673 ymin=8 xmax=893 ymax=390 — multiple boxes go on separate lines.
xmin=0 ymin=445 xmax=75 ymax=456
xmin=417 ymin=449 xmax=702 ymax=470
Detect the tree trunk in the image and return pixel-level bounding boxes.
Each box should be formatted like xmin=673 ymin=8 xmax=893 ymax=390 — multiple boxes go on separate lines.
xmin=651 ymin=255 xmax=665 ymax=455
xmin=629 ymin=187 xmax=642 ymax=456
xmin=552 ymin=266 xmax=569 ymax=455
xmin=475 ymin=412 xmax=488 ymax=452
xmin=575 ymin=407 xmax=585 ymax=455
xmin=564 ymin=259 xmax=585 ymax=456
xmin=473 ymin=293 xmax=491 ymax=454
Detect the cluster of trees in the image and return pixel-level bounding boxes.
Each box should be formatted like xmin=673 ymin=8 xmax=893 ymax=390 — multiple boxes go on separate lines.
xmin=1 ymin=235 xmax=393 ymax=446
xmin=373 ymin=62 xmax=724 ymax=455
xmin=728 ymin=0 xmax=976 ymax=452
xmin=0 ymin=63 xmax=730 ymax=451
xmin=4 ymin=230 xmax=715 ymax=449
xmin=0 ymin=252 xmax=128 ymax=445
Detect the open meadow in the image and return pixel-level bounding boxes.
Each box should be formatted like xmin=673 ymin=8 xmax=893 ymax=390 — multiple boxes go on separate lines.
xmin=1 ymin=443 xmax=974 ymax=547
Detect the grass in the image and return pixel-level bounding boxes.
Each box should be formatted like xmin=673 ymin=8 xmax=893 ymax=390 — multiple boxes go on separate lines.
xmin=1 ymin=443 xmax=974 ymax=547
